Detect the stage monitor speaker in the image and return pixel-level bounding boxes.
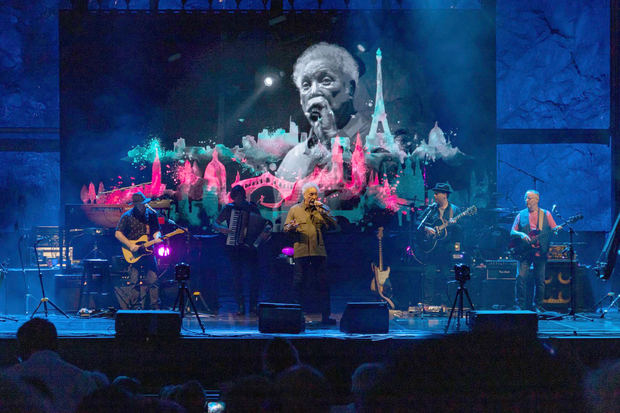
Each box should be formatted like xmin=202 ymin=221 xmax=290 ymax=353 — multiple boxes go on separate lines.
xmin=468 ymin=310 xmax=538 ymax=338
xmin=340 ymin=302 xmax=389 ymax=334
xmin=258 ymin=302 xmax=305 ymax=334
xmin=115 ymin=310 xmax=181 ymax=338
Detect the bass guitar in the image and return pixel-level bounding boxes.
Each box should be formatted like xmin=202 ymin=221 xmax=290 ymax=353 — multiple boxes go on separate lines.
xmin=423 ymin=206 xmax=477 ymax=253
xmin=508 ymin=214 xmax=582 ymax=260
xmin=370 ymin=227 xmax=395 ymax=309
xmin=122 ymin=228 xmax=185 ymax=264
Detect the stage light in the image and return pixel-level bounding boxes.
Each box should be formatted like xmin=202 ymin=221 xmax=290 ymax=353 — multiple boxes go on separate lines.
xmin=263 ymin=76 xmax=274 ymax=87
xmin=156 ymin=245 xmax=171 ymax=257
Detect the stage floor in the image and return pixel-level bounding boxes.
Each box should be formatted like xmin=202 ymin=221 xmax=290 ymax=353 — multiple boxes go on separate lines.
xmin=0 ymin=308 xmax=619 ymax=339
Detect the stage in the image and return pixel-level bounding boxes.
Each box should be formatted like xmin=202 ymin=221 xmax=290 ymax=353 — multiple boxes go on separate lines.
xmin=2 ymin=308 xmax=620 ymax=399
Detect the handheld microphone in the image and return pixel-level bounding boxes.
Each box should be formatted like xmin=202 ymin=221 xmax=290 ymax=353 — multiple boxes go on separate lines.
xmin=309 ymin=108 xmax=321 ymax=122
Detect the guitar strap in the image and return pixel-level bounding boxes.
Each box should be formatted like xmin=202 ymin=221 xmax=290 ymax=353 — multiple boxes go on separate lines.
xmin=537 ymin=208 xmax=544 ymax=231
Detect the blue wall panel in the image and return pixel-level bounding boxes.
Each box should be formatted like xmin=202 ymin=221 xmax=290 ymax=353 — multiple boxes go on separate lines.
xmin=497 ymin=0 xmax=610 ymax=129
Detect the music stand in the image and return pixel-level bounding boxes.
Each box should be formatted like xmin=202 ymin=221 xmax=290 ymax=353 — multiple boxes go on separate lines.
xmin=31 ymin=238 xmax=68 ymax=318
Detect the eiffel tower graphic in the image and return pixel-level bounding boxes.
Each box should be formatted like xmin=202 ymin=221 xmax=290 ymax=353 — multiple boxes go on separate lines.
xmin=366 ymin=48 xmax=395 ymax=151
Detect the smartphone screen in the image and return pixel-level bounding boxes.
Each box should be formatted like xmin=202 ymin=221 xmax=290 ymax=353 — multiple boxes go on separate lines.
xmin=207 ymin=401 xmax=225 ymax=413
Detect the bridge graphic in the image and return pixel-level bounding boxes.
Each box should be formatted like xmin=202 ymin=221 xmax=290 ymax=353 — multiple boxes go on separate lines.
xmin=232 ymin=172 xmax=299 ymax=208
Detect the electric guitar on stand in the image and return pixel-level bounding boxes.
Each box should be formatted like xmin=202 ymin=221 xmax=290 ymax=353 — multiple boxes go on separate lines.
xmin=370 ymin=227 xmax=395 ymax=309
xmin=122 ymin=228 xmax=186 ymax=264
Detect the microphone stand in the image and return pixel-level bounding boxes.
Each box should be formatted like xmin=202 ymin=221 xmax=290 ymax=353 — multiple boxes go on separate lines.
xmin=31 ymin=238 xmax=69 ymax=318
xmin=416 ymin=204 xmax=435 ymax=232
xmin=498 ymin=159 xmax=545 ymax=190
xmin=17 ymin=234 xmax=35 ymax=315
xmin=549 ymin=210 xmax=592 ymax=322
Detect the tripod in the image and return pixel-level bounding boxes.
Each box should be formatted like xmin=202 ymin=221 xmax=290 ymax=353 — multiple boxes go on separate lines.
xmin=172 ymin=278 xmax=205 ymax=333
xmin=445 ymin=274 xmax=474 ymax=332
xmin=31 ymin=239 xmax=68 ymax=318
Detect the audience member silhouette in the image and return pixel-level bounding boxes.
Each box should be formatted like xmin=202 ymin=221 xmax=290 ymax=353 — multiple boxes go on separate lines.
xmin=223 ymin=374 xmax=275 ymax=413
xmin=175 ymin=380 xmax=206 ymax=413
xmin=4 ymin=318 xmax=99 ymax=413
xmin=349 ymin=362 xmax=386 ymax=413
xmin=0 ymin=373 xmax=54 ymax=413
xmin=365 ymin=331 xmax=585 ymax=412
xmin=583 ymin=359 xmax=620 ymax=413
xmin=275 ymin=364 xmax=331 ymax=413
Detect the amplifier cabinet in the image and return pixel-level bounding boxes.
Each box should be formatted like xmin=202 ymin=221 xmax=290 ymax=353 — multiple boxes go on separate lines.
xmin=485 ymin=260 xmax=518 ymax=280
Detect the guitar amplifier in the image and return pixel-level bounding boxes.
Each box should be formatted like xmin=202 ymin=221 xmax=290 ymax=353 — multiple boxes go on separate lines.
xmin=485 ymin=260 xmax=518 ymax=280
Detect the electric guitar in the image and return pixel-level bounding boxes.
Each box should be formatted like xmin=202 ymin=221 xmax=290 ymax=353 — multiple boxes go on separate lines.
xmin=423 ymin=205 xmax=477 ymax=253
xmin=508 ymin=214 xmax=583 ymax=260
xmin=370 ymin=227 xmax=395 ymax=309
xmin=122 ymin=228 xmax=185 ymax=264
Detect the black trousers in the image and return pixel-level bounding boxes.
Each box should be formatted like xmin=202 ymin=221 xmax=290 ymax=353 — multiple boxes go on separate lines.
xmin=293 ymin=256 xmax=330 ymax=319
xmin=515 ymin=257 xmax=546 ymax=309
xmin=227 ymin=247 xmax=260 ymax=312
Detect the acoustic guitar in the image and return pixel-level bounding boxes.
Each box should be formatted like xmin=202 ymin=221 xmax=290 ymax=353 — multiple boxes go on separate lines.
xmin=122 ymin=228 xmax=185 ymax=264
xmin=423 ymin=205 xmax=477 ymax=253
xmin=370 ymin=227 xmax=395 ymax=309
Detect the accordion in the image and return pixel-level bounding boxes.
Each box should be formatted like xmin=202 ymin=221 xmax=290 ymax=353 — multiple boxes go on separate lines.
xmin=226 ymin=208 xmax=271 ymax=248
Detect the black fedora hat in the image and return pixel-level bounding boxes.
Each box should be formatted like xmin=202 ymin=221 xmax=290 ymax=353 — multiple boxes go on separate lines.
xmin=128 ymin=191 xmax=151 ymax=205
xmin=431 ymin=182 xmax=453 ymax=194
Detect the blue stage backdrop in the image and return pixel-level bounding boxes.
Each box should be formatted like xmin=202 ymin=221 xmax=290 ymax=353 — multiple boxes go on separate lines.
xmin=497 ymin=143 xmax=612 ymax=232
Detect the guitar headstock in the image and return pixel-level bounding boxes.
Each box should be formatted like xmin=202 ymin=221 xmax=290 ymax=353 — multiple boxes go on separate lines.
xmin=566 ymin=214 xmax=584 ymax=225
xmin=464 ymin=206 xmax=478 ymax=216
xmin=377 ymin=227 xmax=384 ymax=240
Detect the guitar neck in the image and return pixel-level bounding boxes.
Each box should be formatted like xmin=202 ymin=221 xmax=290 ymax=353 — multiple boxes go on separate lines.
xmin=137 ymin=229 xmax=184 ymax=248
xmin=379 ymin=239 xmax=383 ymax=270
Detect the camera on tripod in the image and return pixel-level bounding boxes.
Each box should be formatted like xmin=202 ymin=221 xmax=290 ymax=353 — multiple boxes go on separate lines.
xmin=454 ymin=263 xmax=470 ymax=283
xmin=175 ymin=263 xmax=191 ymax=281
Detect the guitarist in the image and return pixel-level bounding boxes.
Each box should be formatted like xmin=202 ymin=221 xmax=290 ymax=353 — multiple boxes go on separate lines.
xmin=510 ymin=190 xmax=561 ymax=312
xmin=114 ymin=191 xmax=162 ymax=310
xmin=420 ymin=182 xmax=463 ymax=307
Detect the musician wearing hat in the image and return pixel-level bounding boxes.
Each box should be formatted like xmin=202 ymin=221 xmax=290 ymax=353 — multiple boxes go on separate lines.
xmin=419 ymin=182 xmax=462 ymax=307
xmin=114 ymin=191 xmax=162 ymax=310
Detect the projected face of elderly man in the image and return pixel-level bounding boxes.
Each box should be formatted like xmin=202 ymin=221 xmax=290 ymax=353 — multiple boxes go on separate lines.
xmin=293 ymin=43 xmax=358 ymax=143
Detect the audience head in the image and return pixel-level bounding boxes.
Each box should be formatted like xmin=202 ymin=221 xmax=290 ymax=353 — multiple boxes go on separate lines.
xmin=175 ymin=380 xmax=206 ymax=413
xmin=275 ymin=364 xmax=331 ymax=413
xmin=16 ymin=318 xmax=58 ymax=360
xmin=351 ymin=362 xmax=386 ymax=413
xmin=112 ymin=375 xmax=142 ymax=395
xmin=223 ymin=374 xmax=274 ymax=413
